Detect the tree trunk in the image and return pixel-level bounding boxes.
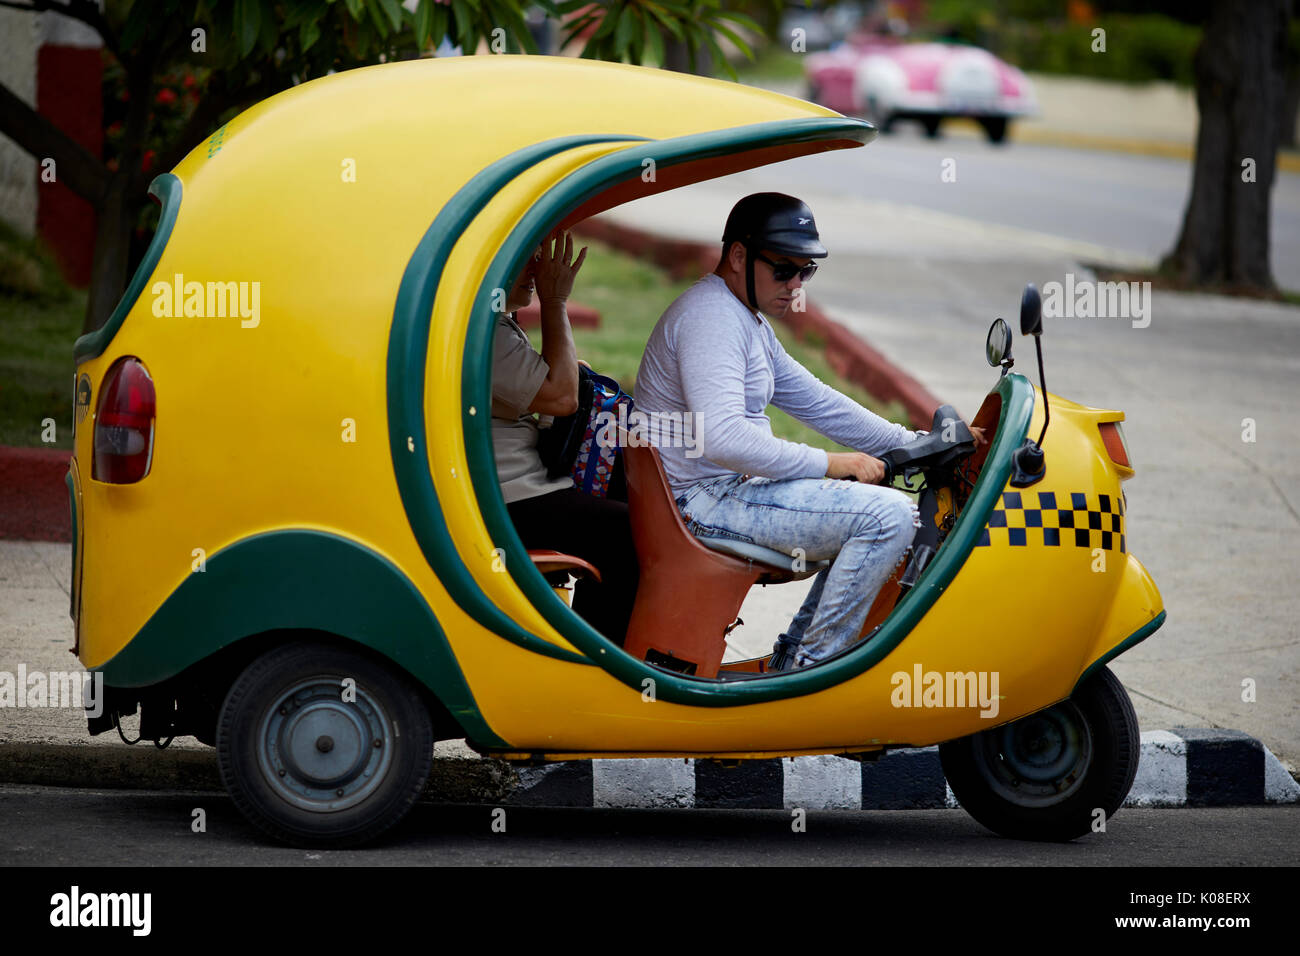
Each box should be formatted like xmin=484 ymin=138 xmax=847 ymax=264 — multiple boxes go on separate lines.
xmin=662 ymin=36 xmax=713 ymax=76
xmin=1160 ymin=0 xmax=1290 ymax=291
xmin=1281 ymin=58 xmax=1300 ymax=148
xmin=82 ymin=53 xmax=154 ymax=335
xmin=84 ymin=170 xmax=142 ymax=335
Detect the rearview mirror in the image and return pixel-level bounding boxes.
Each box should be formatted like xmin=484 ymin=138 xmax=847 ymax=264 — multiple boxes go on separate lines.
xmin=986 ymin=318 xmax=1012 ymax=368
xmin=1020 ymin=283 xmax=1042 ymax=337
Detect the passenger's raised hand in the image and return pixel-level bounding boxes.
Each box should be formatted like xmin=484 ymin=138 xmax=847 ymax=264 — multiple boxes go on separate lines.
xmin=534 ymin=230 xmax=588 ymax=304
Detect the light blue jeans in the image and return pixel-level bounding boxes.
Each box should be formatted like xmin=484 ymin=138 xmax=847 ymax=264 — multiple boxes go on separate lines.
xmin=676 ymin=474 xmax=919 ymax=666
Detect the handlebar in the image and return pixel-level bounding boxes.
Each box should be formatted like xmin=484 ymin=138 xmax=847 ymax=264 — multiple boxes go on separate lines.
xmin=880 ymin=404 xmax=978 ymax=485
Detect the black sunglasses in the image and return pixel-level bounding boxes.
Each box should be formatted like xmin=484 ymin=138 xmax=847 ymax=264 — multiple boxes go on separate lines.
xmin=753 ymin=252 xmax=818 ymax=283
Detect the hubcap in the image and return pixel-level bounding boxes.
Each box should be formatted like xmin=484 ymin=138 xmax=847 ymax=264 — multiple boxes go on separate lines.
xmin=972 ymin=701 xmax=1093 ymax=808
xmin=256 ymin=678 xmax=393 ymax=813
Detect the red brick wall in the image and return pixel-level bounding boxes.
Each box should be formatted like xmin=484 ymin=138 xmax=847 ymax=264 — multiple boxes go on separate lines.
xmin=35 ymin=44 xmax=102 ymax=287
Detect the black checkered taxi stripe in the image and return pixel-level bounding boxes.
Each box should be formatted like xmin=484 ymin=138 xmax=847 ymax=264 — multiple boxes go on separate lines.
xmin=974 ymin=491 xmax=1125 ymax=552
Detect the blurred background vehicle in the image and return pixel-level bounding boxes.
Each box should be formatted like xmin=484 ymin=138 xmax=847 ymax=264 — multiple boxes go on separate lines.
xmin=805 ymin=20 xmax=1038 ymax=143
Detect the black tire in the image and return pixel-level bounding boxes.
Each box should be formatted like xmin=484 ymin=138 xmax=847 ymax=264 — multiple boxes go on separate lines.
xmin=921 ymin=115 xmax=942 ymax=138
xmin=979 ymin=116 xmax=1009 ymax=144
xmin=217 ymin=641 xmax=434 ymax=848
xmin=939 ymin=666 xmax=1139 ymax=841
xmin=865 ymin=99 xmax=894 ymax=133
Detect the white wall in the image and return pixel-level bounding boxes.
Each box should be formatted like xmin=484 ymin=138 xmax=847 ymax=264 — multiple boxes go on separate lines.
xmin=0 ymin=7 xmax=40 ymax=237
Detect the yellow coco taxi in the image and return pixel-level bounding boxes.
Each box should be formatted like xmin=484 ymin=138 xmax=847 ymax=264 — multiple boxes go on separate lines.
xmin=66 ymin=56 xmax=1164 ymax=847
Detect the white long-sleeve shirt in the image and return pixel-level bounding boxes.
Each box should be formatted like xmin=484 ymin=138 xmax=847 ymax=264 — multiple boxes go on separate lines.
xmin=635 ymin=274 xmax=915 ymax=498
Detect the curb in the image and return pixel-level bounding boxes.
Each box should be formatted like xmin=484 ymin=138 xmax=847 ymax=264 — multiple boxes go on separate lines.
xmin=572 ymin=218 xmax=944 ymax=431
xmin=3 ymin=730 xmax=1294 ymax=809
xmin=515 ymin=298 xmax=601 ymax=329
xmin=506 ymin=730 xmax=1300 ymax=810
xmin=1009 ymin=124 xmax=1300 ymax=175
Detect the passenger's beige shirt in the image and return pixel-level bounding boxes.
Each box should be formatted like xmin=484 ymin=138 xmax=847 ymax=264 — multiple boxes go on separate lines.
xmin=491 ymin=314 xmax=574 ymax=504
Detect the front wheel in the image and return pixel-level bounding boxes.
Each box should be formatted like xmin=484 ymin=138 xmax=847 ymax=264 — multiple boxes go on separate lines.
xmin=217 ymin=641 xmax=434 ymax=848
xmin=939 ymin=666 xmax=1138 ymax=841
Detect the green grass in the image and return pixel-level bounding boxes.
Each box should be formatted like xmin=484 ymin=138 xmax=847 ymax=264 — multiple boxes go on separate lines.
xmin=734 ymin=46 xmax=809 ymax=87
xmin=528 ymin=240 xmax=908 ymax=451
xmin=0 ymin=221 xmax=83 ymax=450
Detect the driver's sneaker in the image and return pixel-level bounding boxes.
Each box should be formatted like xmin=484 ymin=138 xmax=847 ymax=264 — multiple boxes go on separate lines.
xmin=768 ymin=636 xmax=801 ymax=672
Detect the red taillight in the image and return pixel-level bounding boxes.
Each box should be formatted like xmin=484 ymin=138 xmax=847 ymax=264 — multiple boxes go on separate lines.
xmin=92 ymin=357 xmax=155 ymax=483
xmin=1099 ymin=421 xmax=1131 ymax=469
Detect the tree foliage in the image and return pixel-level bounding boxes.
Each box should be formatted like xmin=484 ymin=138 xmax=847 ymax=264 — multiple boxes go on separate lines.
xmin=0 ymin=0 xmax=774 ymax=332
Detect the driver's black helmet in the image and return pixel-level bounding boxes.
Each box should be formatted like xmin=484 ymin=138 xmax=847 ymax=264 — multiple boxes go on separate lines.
xmin=721 ymin=193 xmax=828 ymax=259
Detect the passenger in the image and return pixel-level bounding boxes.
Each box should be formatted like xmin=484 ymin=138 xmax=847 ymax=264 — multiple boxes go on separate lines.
xmin=635 ymin=194 xmax=984 ymax=670
xmin=491 ymin=229 xmax=639 ymax=645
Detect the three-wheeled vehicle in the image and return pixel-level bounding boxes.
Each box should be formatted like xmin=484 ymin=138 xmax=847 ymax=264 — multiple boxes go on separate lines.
xmin=67 ymin=56 xmax=1164 ymax=847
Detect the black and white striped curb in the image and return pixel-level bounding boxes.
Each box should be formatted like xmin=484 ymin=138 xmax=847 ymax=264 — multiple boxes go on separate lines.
xmin=505 ymin=729 xmax=1300 ymax=810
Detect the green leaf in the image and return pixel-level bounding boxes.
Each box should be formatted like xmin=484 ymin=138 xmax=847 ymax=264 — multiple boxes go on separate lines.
xmin=450 ymin=0 xmax=474 ymax=49
xmin=644 ymin=13 xmax=665 ymax=66
xmin=717 ymin=10 xmax=763 ymax=35
xmin=257 ymin=3 xmax=280 ymax=55
xmin=233 ymin=0 xmax=262 ymax=58
xmin=426 ymin=6 xmax=448 ymax=50
xmin=628 ymin=7 xmax=646 ymax=63
xmin=642 ymin=2 xmax=683 ymax=41
xmin=497 ymin=1 xmax=537 ymax=53
xmin=614 ymin=6 xmax=638 ymax=58
xmin=702 ymin=29 xmax=735 ymax=79
xmin=710 ymin=20 xmax=752 ymax=61
xmin=366 ymin=0 xmax=391 ymax=37
xmin=590 ymin=4 xmax=619 ymax=41
xmin=300 ymin=17 xmax=322 ymax=51
xmin=343 ymin=0 xmax=363 ymax=20
xmin=119 ymin=3 xmax=153 ymax=50
xmin=377 ymin=0 xmax=404 ymax=32
xmin=413 ymin=0 xmax=433 ymax=46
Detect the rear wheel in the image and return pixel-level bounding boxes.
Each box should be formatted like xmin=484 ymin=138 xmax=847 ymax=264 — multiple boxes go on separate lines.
xmin=217 ymin=641 xmax=434 ymax=848
xmin=979 ymin=116 xmax=1009 ymax=143
xmin=921 ymin=115 xmax=943 ymax=138
xmin=939 ymin=666 xmax=1138 ymax=841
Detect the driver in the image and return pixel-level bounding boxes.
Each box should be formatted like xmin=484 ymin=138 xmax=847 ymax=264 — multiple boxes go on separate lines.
xmin=635 ymin=193 xmax=984 ymax=670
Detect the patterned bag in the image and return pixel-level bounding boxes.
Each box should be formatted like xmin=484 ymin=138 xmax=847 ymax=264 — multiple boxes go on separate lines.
xmin=570 ymin=372 xmax=633 ymax=498
xmin=536 ymin=367 xmax=633 ymax=499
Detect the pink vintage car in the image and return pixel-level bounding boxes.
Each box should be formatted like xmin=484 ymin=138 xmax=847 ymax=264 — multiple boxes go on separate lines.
xmin=806 ymin=38 xmax=1038 ymax=143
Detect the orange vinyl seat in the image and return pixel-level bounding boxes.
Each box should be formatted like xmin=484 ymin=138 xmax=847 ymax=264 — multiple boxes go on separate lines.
xmin=621 ymin=443 xmax=826 ymax=678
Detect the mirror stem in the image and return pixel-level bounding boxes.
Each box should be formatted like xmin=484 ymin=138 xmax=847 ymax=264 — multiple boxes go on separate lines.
xmin=1034 ymin=336 xmax=1049 ymax=446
